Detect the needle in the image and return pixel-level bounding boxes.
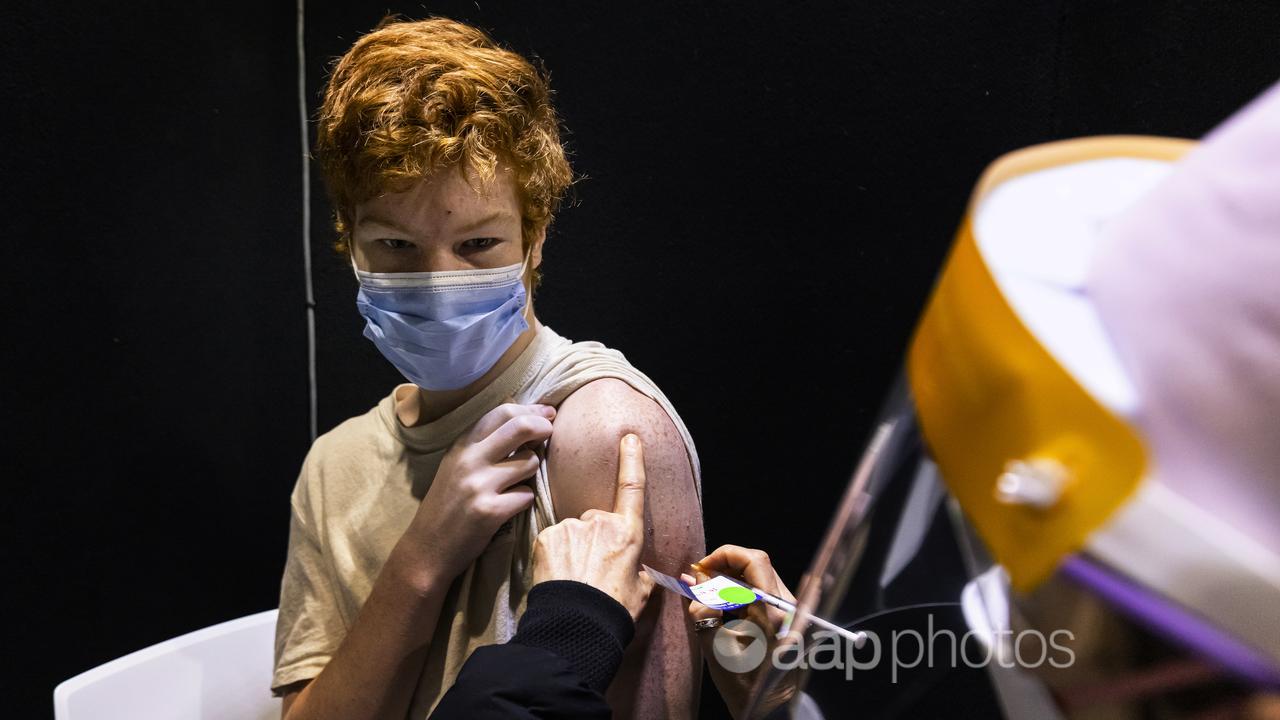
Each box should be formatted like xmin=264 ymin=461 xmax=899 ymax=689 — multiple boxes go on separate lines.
xmin=690 ymin=563 xmax=868 ymax=649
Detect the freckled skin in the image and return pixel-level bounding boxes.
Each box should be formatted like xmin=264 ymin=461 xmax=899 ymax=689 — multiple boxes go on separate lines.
xmin=547 ymin=378 xmax=705 ymax=720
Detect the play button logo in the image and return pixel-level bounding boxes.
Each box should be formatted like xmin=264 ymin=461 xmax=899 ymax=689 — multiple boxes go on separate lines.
xmin=712 ymin=618 xmax=767 ymax=673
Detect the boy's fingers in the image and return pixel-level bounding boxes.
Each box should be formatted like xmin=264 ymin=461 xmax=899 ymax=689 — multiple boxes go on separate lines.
xmin=472 ymin=402 xmax=554 ymax=440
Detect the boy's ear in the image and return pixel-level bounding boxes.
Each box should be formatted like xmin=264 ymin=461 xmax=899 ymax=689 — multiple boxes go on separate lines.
xmin=529 ymin=226 xmax=547 ymax=269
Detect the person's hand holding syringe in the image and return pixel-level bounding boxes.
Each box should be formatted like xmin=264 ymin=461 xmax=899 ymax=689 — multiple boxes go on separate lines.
xmin=640 ymin=546 xmax=865 ymax=720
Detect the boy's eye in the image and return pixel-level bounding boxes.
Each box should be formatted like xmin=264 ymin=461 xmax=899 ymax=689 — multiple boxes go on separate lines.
xmin=461 ymin=237 xmax=499 ymax=250
xmin=379 ymin=238 xmax=415 ymax=250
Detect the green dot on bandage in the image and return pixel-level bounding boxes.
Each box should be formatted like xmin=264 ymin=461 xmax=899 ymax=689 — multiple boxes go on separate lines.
xmin=717 ymin=586 xmax=756 ymax=605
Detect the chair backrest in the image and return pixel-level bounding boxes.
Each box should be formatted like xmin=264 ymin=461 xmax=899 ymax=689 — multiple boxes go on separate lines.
xmin=54 ymin=609 xmax=282 ymax=720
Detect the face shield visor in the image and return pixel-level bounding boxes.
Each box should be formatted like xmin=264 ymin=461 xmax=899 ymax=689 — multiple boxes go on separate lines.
xmin=735 ymin=81 xmax=1280 ymax=720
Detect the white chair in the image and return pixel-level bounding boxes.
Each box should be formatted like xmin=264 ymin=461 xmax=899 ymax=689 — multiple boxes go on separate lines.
xmin=54 ymin=609 xmax=282 ymax=720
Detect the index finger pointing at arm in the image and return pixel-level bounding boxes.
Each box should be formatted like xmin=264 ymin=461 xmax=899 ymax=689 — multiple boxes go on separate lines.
xmin=613 ymin=433 xmax=646 ymax=529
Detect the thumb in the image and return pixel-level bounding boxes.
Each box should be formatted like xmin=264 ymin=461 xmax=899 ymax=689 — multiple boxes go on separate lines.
xmin=637 ymin=570 xmax=656 ymax=605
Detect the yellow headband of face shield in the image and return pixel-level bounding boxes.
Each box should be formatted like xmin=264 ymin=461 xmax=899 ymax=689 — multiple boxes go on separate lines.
xmin=907 ymin=136 xmax=1193 ymax=593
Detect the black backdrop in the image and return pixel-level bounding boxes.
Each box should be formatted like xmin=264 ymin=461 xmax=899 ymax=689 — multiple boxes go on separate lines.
xmin=5 ymin=2 xmax=1279 ymax=718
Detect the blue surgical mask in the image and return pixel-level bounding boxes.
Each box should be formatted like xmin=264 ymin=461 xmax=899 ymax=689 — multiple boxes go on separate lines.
xmin=353 ymin=257 xmax=530 ymax=391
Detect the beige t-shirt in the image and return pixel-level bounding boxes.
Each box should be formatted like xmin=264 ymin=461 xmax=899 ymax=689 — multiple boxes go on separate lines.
xmin=271 ymin=324 xmax=701 ymax=716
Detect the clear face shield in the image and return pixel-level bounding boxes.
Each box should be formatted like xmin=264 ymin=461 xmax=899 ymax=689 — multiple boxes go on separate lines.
xmin=734 ymin=81 xmax=1280 ymax=720
xmin=761 ymin=402 xmax=1279 ymax=719
xmin=747 ymin=392 xmax=1280 ymax=720
xmin=751 ymin=380 xmax=1012 ymax=719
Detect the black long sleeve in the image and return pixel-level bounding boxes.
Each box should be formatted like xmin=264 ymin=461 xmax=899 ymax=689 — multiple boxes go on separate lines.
xmin=428 ymin=580 xmax=635 ymax=719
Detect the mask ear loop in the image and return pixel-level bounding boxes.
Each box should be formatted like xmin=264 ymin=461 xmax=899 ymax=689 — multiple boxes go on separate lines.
xmin=517 ymin=247 xmax=536 ymax=319
xmin=520 ymin=243 xmax=535 ymax=280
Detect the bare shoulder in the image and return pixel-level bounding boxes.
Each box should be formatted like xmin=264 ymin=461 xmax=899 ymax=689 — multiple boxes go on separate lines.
xmin=547 ymin=379 xmax=701 ymax=548
xmin=550 ymin=378 xmax=686 ymax=460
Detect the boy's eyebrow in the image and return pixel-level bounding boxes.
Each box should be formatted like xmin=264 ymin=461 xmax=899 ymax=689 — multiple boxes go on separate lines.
xmin=356 ymin=210 xmax=516 ymax=237
xmin=355 ymin=214 xmax=416 ymax=235
xmin=452 ymin=210 xmax=516 ymax=235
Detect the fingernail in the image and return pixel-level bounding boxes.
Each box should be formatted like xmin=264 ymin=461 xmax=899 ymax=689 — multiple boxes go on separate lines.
xmin=540 ymin=405 xmax=556 ymax=417
xmin=623 ymin=433 xmax=639 ymax=449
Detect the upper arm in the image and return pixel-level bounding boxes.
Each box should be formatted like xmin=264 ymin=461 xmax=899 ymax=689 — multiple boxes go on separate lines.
xmin=279 ymin=681 xmax=308 ymax=718
xmin=546 ymin=378 xmax=703 ymax=567
xmin=545 ymin=378 xmax=704 ymax=719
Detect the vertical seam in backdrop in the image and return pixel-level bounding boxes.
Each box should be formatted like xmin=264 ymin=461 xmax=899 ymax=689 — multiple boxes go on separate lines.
xmin=297 ymin=0 xmax=318 ymax=441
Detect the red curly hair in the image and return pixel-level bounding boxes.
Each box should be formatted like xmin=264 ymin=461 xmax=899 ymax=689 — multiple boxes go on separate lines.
xmin=316 ymin=16 xmax=574 ymax=263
